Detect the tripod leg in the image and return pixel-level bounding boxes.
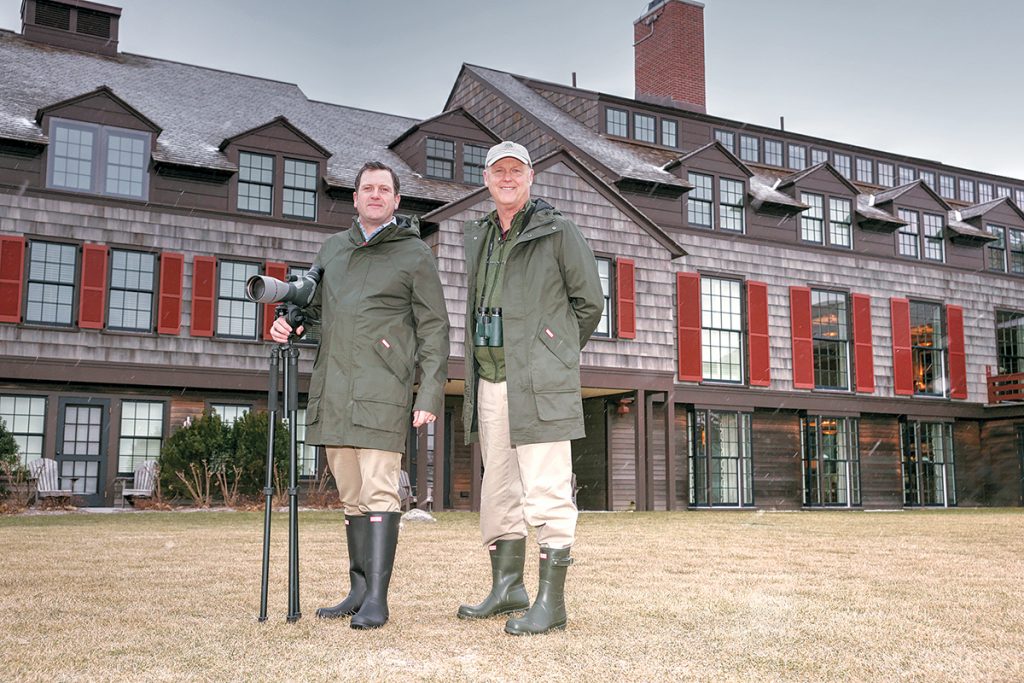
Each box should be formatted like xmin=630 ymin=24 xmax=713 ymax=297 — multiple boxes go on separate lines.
xmin=259 ymin=346 xmax=281 ymax=623
xmin=285 ymin=344 xmax=302 ymax=623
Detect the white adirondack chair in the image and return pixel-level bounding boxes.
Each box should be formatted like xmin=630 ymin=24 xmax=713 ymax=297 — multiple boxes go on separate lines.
xmin=121 ymin=460 xmax=158 ymax=507
xmin=27 ymin=458 xmax=73 ymax=504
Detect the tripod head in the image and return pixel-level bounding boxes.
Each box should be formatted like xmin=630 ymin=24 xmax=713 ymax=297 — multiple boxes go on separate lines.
xmin=275 ymin=303 xmax=306 ymax=339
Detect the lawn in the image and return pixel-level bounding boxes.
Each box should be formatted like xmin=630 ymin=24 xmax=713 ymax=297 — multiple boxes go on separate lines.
xmin=1 ymin=508 xmax=1022 ymax=682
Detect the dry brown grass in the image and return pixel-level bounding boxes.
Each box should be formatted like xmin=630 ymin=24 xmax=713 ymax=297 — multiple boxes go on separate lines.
xmin=1 ymin=508 xmax=1022 ymax=682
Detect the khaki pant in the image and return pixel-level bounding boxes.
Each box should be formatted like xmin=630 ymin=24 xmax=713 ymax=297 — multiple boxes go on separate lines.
xmin=325 ymin=446 xmax=402 ymax=516
xmin=477 ymin=379 xmax=577 ymax=549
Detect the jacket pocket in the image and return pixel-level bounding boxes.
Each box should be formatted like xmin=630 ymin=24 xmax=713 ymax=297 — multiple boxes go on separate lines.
xmin=373 ymin=337 xmax=412 ymax=384
xmin=532 ymin=326 xmax=580 ymax=392
xmin=351 ymin=374 xmax=408 ymax=434
xmin=535 ymin=389 xmax=583 ymax=422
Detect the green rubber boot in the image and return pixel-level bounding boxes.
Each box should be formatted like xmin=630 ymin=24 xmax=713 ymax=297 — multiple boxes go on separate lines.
xmin=457 ymin=538 xmax=530 ymax=619
xmin=350 ymin=512 xmax=401 ymax=630
xmin=316 ymin=515 xmax=369 ymax=619
xmin=504 ymin=547 xmax=572 ymax=635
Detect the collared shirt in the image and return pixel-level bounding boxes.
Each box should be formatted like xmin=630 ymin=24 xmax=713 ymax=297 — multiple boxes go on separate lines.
xmin=358 ymin=216 xmax=397 ymax=242
xmin=474 ymin=200 xmax=534 ymax=382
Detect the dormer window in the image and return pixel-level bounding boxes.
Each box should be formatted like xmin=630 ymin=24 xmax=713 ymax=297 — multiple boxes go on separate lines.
xmin=425 ymin=138 xmax=455 ymax=179
xmin=463 ymin=144 xmax=487 ymax=185
xmin=237 ymin=152 xmax=274 ymax=214
xmin=46 ymin=117 xmax=150 ymax=200
xmin=236 ymin=151 xmax=319 ymax=220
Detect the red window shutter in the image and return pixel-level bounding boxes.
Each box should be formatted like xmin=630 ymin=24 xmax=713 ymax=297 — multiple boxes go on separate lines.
xmin=262 ymin=261 xmax=289 ymax=340
xmin=852 ymin=293 xmax=875 ymax=394
xmin=676 ymin=272 xmax=701 ymax=382
xmin=616 ymin=258 xmax=636 ymax=340
xmin=947 ymin=304 xmax=967 ymax=400
xmin=78 ymin=243 xmax=109 ymax=329
xmin=890 ymin=298 xmax=913 ymax=396
xmin=0 ymin=235 xmax=26 ymax=324
xmin=790 ymin=286 xmax=814 ymax=389
xmin=747 ymin=280 xmax=770 ymax=387
xmin=190 ymin=256 xmax=217 ymax=337
xmin=157 ymin=252 xmax=184 ymax=335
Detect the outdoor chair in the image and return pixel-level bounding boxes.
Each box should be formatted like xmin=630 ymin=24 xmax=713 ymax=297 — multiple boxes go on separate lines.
xmin=121 ymin=460 xmax=158 ymax=507
xmin=398 ymin=469 xmax=414 ymax=511
xmin=27 ymin=457 xmax=73 ymax=505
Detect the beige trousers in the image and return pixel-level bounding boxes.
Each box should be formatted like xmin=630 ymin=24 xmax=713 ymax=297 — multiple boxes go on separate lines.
xmin=477 ymin=379 xmax=577 ymax=549
xmin=325 ymin=446 xmax=402 ymax=516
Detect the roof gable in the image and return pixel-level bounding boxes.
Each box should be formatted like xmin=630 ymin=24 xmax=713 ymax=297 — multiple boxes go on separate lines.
xmin=775 ymin=162 xmax=860 ymax=196
xmin=36 ymin=85 xmax=161 ymax=134
xmin=665 ymin=141 xmax=753 ymax=178
xmin=219 ymin=115 xmax=330 ymax=159
xmin=872 ymin=179 xmax=951 ymax=212
xmin=388 ymin=107 xmax=499 ymax=150
xmin=956 ymin=195 xmax=1024 ymax=226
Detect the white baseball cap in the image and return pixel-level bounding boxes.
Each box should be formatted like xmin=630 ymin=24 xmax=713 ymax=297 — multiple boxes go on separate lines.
xmin=485 ymin=140 xmax=532 ymax=168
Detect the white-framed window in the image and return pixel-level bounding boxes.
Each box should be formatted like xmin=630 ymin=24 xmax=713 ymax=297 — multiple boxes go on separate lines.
xmin=714 ymin=129 xmax=735 ymax=153
xmin=788 ymin=144 xmax=806 ymax=170
xmin=833 ymin=153 xmax=851 ymax=179
xmin=810 ymin=149 xmax=829 ymax=166
xmin=211 ymin=404 xmax=250 ymax=426
xmin=855 ymin=158 xmax=873 ymax=184
xmin=118 ymin=400 xmax=164 ymax=475
xmin=634 ymin=113 xmax=656 ymax=143
xmin=700 ymin=276 xmax=743 ymax=383
xmin=595 ymin=257 xmax=613 ymax=338
xmin=719 ymin=178 xmax=745 ymax=232
xmin=959 ymin=178 xmax=975 ymax=203
xmin=877 ymin=162 xmax=895 ymax=187
xmin=898 ymin=166 xmax=916 ymax=185
xmin=606 ymin=108 xmax=628 ymax=137
xmin=764 ymin=139 xmax=783 ymax=167
xmin=0 ymin=395 xmax=46 ymax=467
xmin=979 ymin=182 xmax=994 ymax=203
xmin=811 ymin=289 xmax=850 ymax=390
xmin=897 ymin=209 xmax=920 ymax=258
xmin=687 ymin=172 xmax=713 ymax=228
xmin=939 ymin=175 xmax=956 ymax=199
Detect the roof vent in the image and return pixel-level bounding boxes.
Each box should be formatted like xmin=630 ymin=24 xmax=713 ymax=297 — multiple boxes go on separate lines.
xmin=21 ymin=0 xmax=121 ymax=56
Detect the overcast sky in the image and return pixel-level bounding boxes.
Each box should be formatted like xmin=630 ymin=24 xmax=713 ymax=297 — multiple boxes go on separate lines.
xmin=3 ymin=0 xmax=1022 ymax=179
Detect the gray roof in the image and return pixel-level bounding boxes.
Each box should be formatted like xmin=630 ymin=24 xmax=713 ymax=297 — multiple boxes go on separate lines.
xmin=748 ymin=175 xmax=807 ymax=210
xmin=856 ymin=196 xmax=905 ymax=226
xmin=955 ymin=195 xmax=1024 ymax=221
xmin=464 ymin=65 xmax=686 ymax=188
xmin=0 ymin=30 xmax=472 ymax=202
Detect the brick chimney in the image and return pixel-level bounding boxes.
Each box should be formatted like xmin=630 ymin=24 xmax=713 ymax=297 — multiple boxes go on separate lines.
xmin=21 ymin=0 xmax=122 ymax=56
xmin=634 ymin=0 xmax=706 ymax=113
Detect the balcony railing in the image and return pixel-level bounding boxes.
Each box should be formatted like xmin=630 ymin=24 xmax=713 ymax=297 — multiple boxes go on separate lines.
xmin=986 ymin=366 xmax=1024 ymax=404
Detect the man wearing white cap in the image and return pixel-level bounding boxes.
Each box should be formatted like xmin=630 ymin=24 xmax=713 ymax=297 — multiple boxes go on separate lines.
xmin=457 ymin=140 xmax=603 ymax=635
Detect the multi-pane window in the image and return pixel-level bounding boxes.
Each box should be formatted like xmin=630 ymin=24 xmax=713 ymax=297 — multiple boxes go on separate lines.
xmin=211 ymin=404 xmax=250 ymax=426
xmin=216 ymin=261 xmax=259 ymax=338
xmin=118 ymin=400 xmax=163 ymax=475
xmin=634 ymin=113 xmax=656 ymax=143
xmin=687 ymin=172 xmax=713 ymax=228
xmin=877 ymin=162 xmax=894 ymax=187
xmin=700 ymin=277 xmax=743 ymax=382
xmin=48 ymin=118 xmax=150 ymax=199
xmin=0 ymin=395 xmax=46 ymax=467
xmin=802 ymin=416 xmax=860 ymax=506
xmin=939 ymin=175 xmax=956 ymax=199
xmin=108 ymin=250 xmax=155 ymax=331
xmin=833 ymin=153 xmax=851 ymax=179
xmin=714 ymin=129 xmax=734 ymax=152
xmin=739 ymin=135 xmax=759 ymax=163
xmin=910 ymin=301 xmax=946 ymax=396
xmin=997 ymin=186 xmax=1011 ymax=198
xmin=959 ymin=178 xmax=975 ymax=203
xmin=237 ymin=152 xmax=274 ymax=214
xmin=810 ymin=148 xmax=828 ymax=166
xmin=829 ymin=198 xmax=852 ymax=248
xmin=661 ymin=119 xmax=678 ymax=147
xmin=800 ymin=193 xmax=824 ymax=243
xmin=606 ymin=108 xmax=628 ymax=137
xmin=922 ymin=213 xmax=945 ymax=262
xmin=996 ymin=310 xmax=1024 ymax=375
xmin=788 ymin=144 xmax=806 ymax=170
xmin=920 ymin=170 xmax=936 ymax=190
xmin=898 ymin=166 xmax=916 ymax=185
xmin=901 ymin=421 xmax=956 ymax=506
xmin=1010 ymin=229 xmax=1024 ymax=274
xmin=1016 ymin=189 xmax=1024 ymax=208
xmin=463 ymin=144 xmax=487 ymax=185
xmin=594 ymin=258 xmax=612 ymax=338
xmin=282 ymin=159 xmax=317 ymax=220
xmin=26 ymin=241 xmax=77 ymax=326
xmin=688 ymin=409 xmax=753 ymax=507
xmin=897 ymin=209 xmax=920 ymax=258
xmin=295 ymin=408 xmax=318 ymax=478
xmin=764 ymin=139 xmax=783 ymax=167
xmin=986 ymin=225 xmax=1006 ymax=271
xmin=425 ymin=138 xmax=455 ymax=180
xmin=979 ymin=182 xmax=994 ymax=203
xmin=719 ymin=178 xmax=745 ymax=232
xmin=811 ymin=290 xmax=850 ymax=390
xmin=856 ymin=158 xmax=873 ymax=184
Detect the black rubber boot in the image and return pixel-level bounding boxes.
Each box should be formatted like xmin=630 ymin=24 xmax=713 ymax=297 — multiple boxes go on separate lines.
xmin=457 ymin=538 xmax=530 ymax=619
xmin=316 ymin=515 xmax=369 ymax=619
xmin=504 ymin=546 xmax=573 ymax=635
xmin=350 ymin=511 xmax=401 ymax=630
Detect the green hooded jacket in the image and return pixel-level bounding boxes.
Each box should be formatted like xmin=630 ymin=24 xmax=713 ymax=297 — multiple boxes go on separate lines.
xmin=462 ymin=199 xmax=603 ymax=446
xmin=304 ymin=215 xmax=450 ymax=453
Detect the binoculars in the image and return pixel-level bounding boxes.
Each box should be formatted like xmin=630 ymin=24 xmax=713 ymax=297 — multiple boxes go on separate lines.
xmin=474 ymin=307 xmax=503 ymax=347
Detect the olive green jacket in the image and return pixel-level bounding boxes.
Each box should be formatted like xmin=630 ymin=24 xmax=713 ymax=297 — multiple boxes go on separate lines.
xmin=304 ymin=215 xmax=450 ymax=453
xmin=462 ymin=199 xmax=603 ymax=446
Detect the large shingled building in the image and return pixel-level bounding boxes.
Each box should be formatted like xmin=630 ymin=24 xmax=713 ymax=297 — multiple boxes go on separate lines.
xmin=1 ymin=0 xmax=1022 ymax=509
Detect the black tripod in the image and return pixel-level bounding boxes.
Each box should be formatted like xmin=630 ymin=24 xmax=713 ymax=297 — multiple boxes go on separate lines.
xmin=258 ymin=304 xmax=303 ymax=623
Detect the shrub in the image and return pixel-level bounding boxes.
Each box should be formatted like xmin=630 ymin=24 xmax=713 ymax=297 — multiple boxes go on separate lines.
xmin=230 ymin=410 xmax=290 ymax=496
xmin=159 ymin=411 xmax=232 ymax=500
xmin=0 ymin=417 xmax=28 ymax=504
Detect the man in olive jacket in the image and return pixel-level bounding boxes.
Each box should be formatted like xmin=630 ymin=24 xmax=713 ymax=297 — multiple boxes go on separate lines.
xmin=456 ymin=141 xmax=603 ymax=635
xmin=271 ymin=161 xmax=449 ymax=630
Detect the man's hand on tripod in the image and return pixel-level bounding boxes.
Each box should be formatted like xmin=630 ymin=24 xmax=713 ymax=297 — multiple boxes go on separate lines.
xmin=270 ymin=316 xmax=304 ymax=343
